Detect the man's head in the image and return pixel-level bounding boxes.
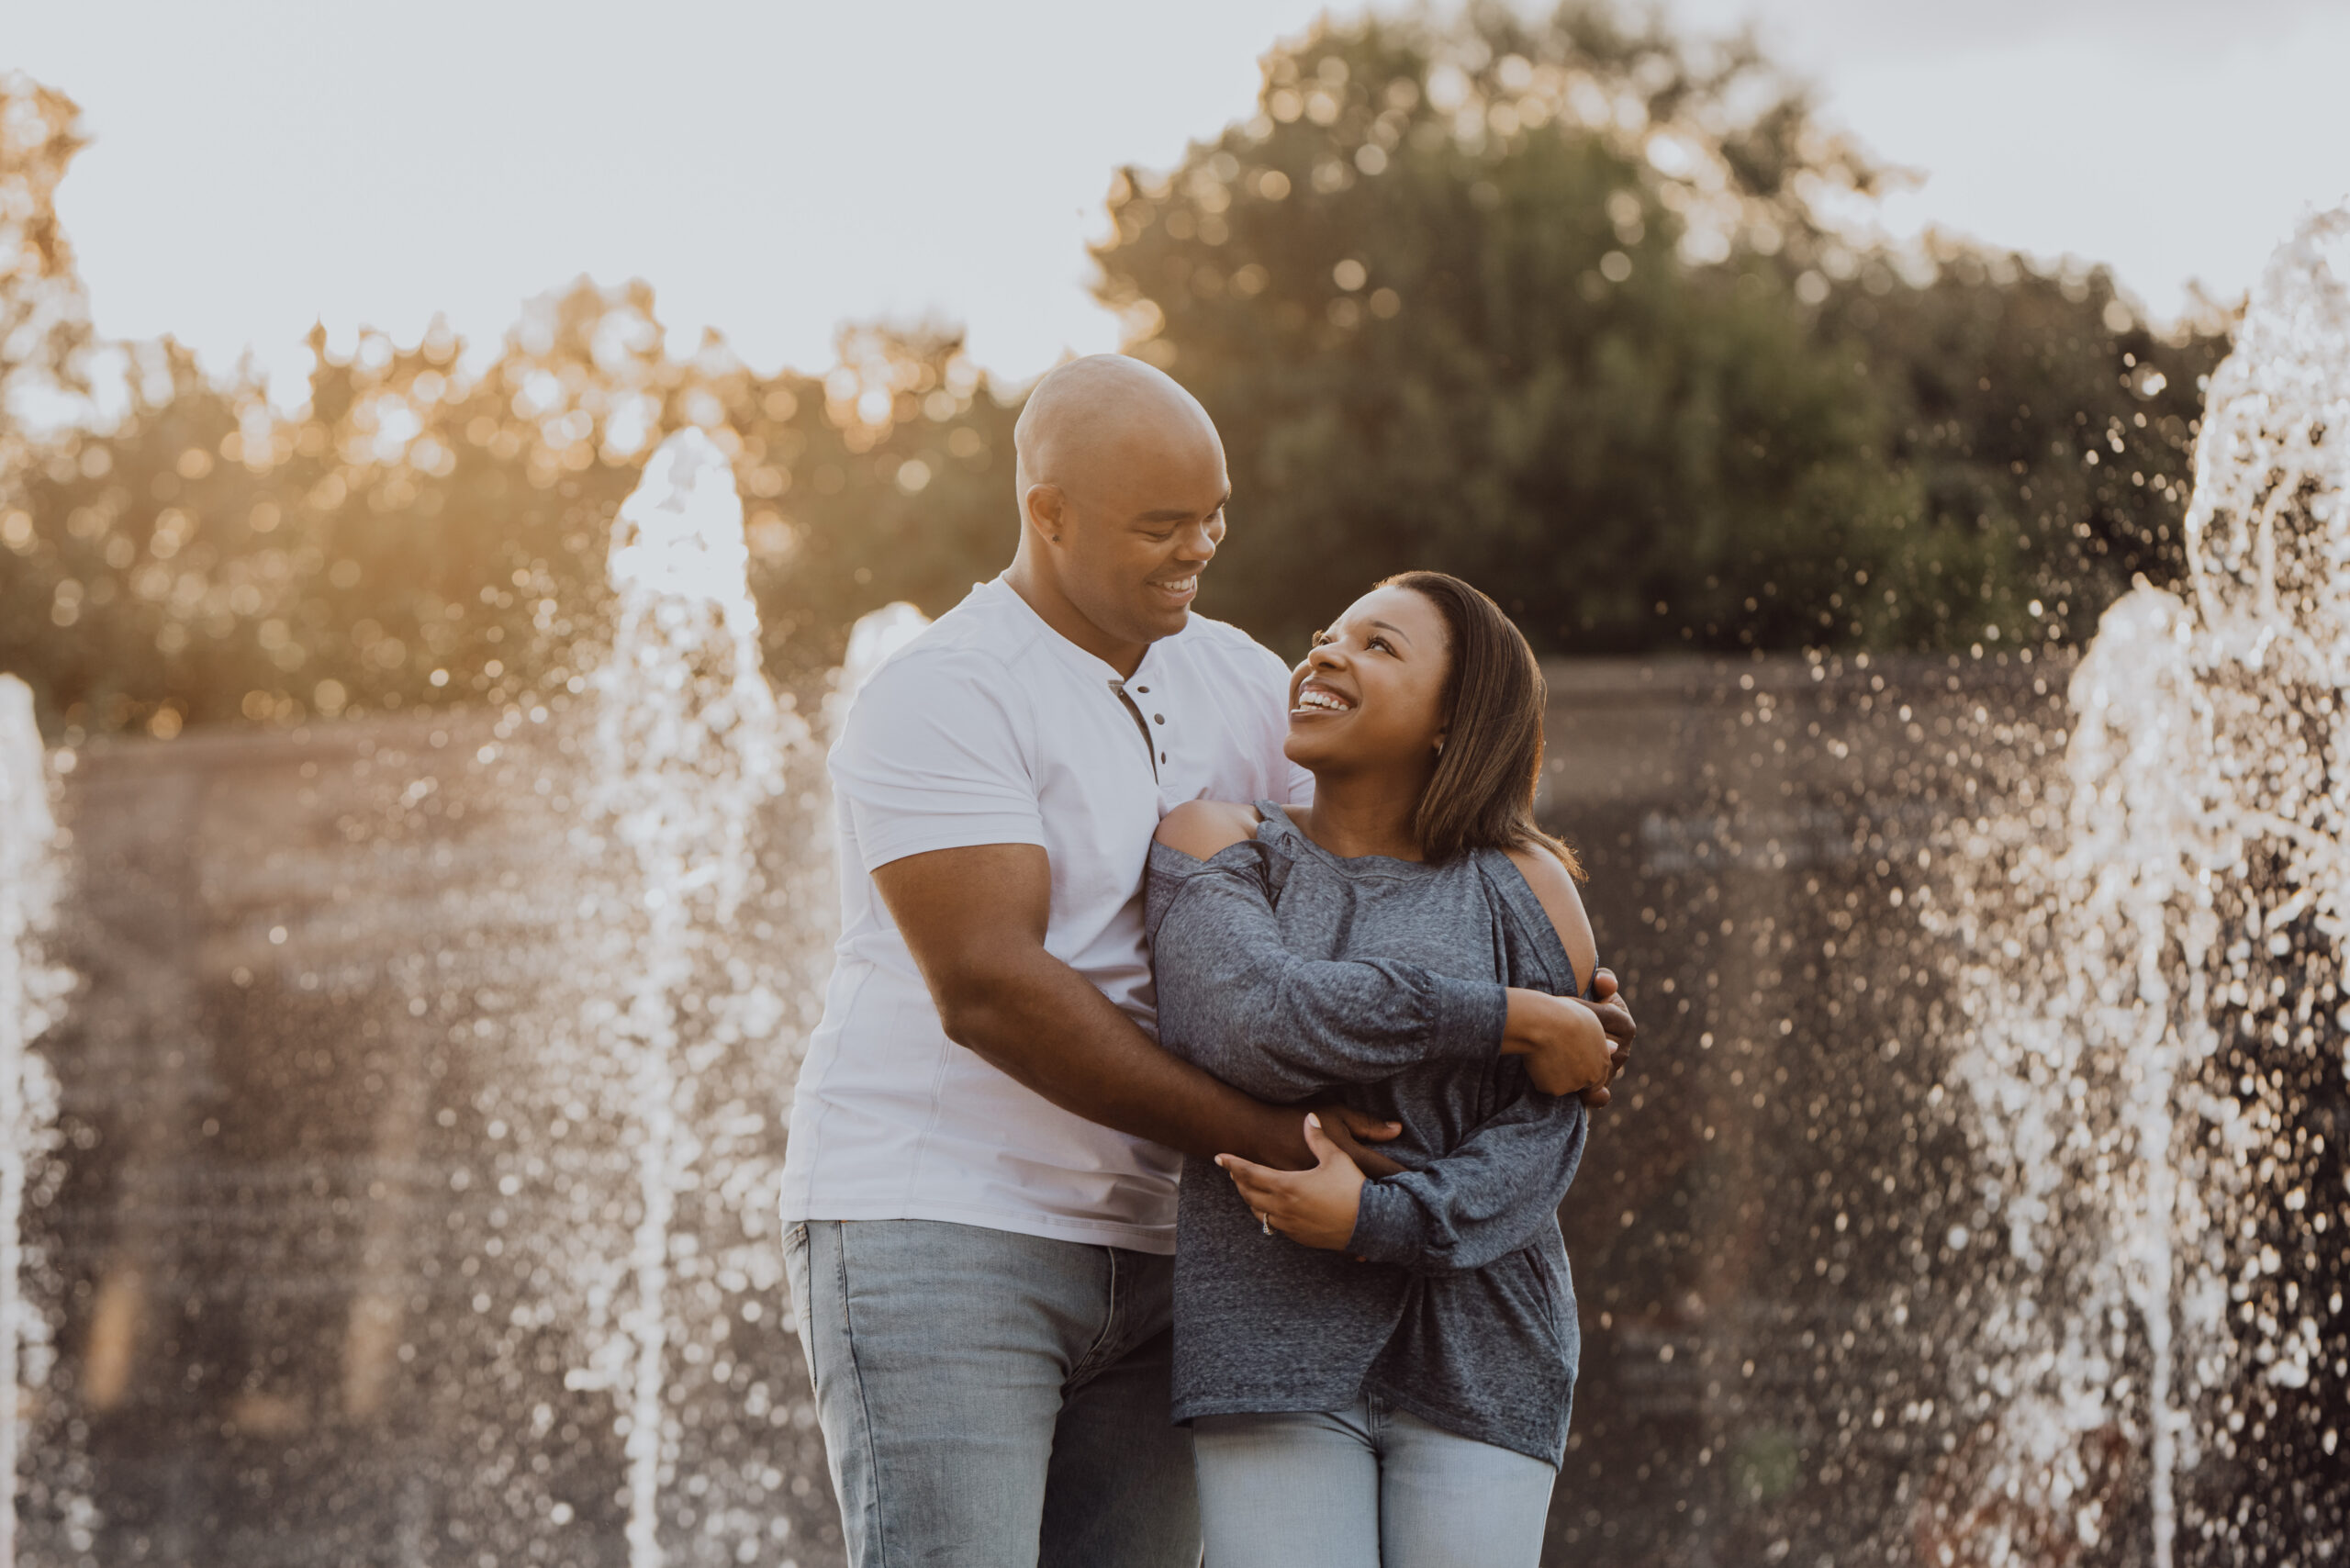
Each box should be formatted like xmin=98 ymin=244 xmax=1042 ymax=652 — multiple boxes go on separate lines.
xmin=1011 ymin=354 xmax=1228 ymax=655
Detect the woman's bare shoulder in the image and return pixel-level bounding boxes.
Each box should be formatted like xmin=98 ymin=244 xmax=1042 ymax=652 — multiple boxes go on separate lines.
xmin=1155 ymin=799 xmax=1263 ymax=861
xmin=1504 ymin=844 xmax=1599 ymax=987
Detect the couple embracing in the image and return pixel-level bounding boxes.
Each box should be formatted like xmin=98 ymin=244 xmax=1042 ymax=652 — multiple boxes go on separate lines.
xmin=778 ymin=355 xmax=1638 ymax=1567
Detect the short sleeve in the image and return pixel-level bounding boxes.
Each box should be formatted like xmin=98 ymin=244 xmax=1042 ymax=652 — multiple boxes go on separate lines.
xmin=831 ymin=644 xmax=1045 ymax=870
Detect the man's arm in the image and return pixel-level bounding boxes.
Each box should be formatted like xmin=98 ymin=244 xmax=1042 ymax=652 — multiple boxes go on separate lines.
xmin=872 ymin=841 xmax=1345 ymax=1171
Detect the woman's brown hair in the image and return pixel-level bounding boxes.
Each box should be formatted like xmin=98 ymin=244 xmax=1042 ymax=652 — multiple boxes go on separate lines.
xmin=1382 ymin=570 xmax=1583 ymax=878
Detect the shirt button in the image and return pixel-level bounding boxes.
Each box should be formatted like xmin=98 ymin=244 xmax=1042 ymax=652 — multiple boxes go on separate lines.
xmin=1160 ymin=752 xmax=1168 ymax=763
xmin=1136 ymin=686 xmax=1149 ymax=693
xmin=1153 ymin=713 xmax=1165 ymax=723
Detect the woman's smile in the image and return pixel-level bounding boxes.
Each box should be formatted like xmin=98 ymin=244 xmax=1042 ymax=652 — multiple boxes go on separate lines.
xmin=1290 ymin=677 xmax=1356 ymax=717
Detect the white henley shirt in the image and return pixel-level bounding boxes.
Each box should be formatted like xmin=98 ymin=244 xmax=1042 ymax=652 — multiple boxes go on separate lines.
xmin=778 ymin=576 xmax=1311 ymax=1253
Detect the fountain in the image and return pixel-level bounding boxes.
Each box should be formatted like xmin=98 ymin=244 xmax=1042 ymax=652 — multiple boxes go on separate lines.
xmin=1933 ymin=208 xmax=2350 ymax=1564
xmin=828 ymin=603 xmax=930 ymax=735
xmin=1 ymin=676 xmax=70 ymax=1568
xmin=561 ymin=429 xmax=800 ymax=1568
xmin=5 ymin=432 xmax=839 ymax=1567
xmin=6 ymin=239 xmax=2346 ymax=1568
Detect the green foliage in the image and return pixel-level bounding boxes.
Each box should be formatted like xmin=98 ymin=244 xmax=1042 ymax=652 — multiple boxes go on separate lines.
xmin=0 ymin=270 xmax=1017 ymax=738
xmin=1091 ymin=3 xmax=2228 ymax=658
xmin=1827 ymin=250 xmax=2223 ymax=646
xmin=0 ymin=6 xmax=2237 ymax=738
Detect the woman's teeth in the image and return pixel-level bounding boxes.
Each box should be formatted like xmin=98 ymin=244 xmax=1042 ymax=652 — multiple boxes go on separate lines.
xmin=1294 ymin=689 xmax=1350 ymax=713
xmin=1155 ymin=577 xmax=1198 ymax=595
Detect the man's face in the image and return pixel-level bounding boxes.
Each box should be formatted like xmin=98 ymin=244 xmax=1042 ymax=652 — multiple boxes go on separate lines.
xmin=1051 ymin=427 xmax=1229 ymax=647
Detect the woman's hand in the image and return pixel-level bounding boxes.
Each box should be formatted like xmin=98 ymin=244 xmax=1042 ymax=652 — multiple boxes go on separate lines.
xmin=1499 ymin=989 xmax=1613 ymax=1096
xmin=1214 ymin=1114 xmax=1366 ymax=1250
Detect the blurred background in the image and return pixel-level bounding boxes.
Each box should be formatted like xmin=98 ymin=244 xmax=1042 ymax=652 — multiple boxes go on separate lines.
xmin=3 ymin=2 xmax=2347 ymax=1565
xmin=18 ymin=0 xmax=2350 ymax=728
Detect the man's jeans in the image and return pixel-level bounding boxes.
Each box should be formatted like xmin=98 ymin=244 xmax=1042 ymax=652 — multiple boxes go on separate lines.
xmin=783 ymin=1218 xmax=1198 ymax=1567
xmin=1192 ymin=1397 xmax=1556 ymax=1568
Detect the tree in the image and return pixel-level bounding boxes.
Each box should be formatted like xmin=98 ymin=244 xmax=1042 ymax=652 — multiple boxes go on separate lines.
xmin=2 ymin=261 xmax=1020 ymax=738
xmin=1091 ymin=3 xmax=2224 ymax=658
xmin=1824 ymin=245 xmax=2224 ymax=648
xmin=4 ymin=2 xmax=2235 ymax=738
xmin=0 ymin=75 xmax=92 ymax=458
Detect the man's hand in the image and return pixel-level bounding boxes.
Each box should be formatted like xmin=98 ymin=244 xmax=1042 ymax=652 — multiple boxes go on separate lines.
xmin=1580 ymin=968 xmax=1638 ymax=1110
xmin=1215 ymin=1114 xmax=1365 ymax=1250
xmin=1307 ymin=1103 xmax=1404 ymax=1178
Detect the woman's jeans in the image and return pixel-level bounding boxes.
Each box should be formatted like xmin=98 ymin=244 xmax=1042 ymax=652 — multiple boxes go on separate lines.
xmin=1193 ymin=1396 xmax=1557 ymax=1568
xmin=783 ymin=1218 xmax=1198 ymax=1568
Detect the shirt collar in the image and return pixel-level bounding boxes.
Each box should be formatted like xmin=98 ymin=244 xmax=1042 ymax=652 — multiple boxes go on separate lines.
xmin=983 ymin=573 xmax=1183 ymax=687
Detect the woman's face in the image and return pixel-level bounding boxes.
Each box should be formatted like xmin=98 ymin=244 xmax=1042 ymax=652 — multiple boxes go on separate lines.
xmin=1283 ymin=586 xmax=1451 ymax=775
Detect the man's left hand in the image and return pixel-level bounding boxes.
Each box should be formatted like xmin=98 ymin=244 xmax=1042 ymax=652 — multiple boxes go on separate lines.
xmin=1215 ymin=1114 xmax=1366 ymax=1250
xmin=1308 ymin=1103 xmax=1404 ymax=1178
xmin=1580 ymin=968 xmax=1638 ymax=1110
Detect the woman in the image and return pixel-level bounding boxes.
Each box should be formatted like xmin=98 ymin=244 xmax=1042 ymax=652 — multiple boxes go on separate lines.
xmin=1145 ymin=571 xmax=1611 ymax=1568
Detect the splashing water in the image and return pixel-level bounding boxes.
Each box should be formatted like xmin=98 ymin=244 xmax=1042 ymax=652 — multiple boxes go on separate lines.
xmin=1937 ymin=209 xmax=2350 ymax=1564
xmin=0 ymin=678 xmax=68 ymax=1568
xmin=829 ymin=601 xmax=931 ymax=737
xmin=563 ymin=431 xmax=800 ymax=1568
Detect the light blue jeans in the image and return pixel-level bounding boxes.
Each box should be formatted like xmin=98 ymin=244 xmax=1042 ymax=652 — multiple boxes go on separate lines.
xmin=783 ymin=1218 xmax=1198 ymax=1568
xmin=1192 ymin=1396 xmax=1557 ymax=1568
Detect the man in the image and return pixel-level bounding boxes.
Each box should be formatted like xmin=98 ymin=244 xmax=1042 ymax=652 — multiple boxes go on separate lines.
xmin=778 ymin=354 xmax=1634 ymax=1565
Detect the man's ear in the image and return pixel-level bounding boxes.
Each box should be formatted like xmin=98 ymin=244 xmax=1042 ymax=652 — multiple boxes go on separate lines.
xmin=1024 ymin=483 xmax=1067 ymax=543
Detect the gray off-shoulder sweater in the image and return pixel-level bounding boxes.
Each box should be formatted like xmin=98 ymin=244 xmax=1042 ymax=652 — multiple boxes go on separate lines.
xmin=1144 ymin=803 xmax=1589 ymax=1464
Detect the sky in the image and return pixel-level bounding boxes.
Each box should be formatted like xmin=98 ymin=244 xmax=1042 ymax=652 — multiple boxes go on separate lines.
xmin=8 ymin=0 xmax=2350 ymax=406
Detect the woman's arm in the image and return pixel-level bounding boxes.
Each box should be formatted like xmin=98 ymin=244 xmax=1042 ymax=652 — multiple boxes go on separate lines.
xmin=1220 ymin=844 xmax=1606 ymax=1265
xmin=1347 ymin=846 xmax=1601 ymax=1269
xmin=1150 ymin=851 xmax=1506 ymax=1101
xmin=1150 ymin=807 xmax=1609 ymax=1102
xmin=1345 ymin=1089 xmax=1586 ymax=1271
xmin=1218 ymin=1086 xmax=1586 ymax=1271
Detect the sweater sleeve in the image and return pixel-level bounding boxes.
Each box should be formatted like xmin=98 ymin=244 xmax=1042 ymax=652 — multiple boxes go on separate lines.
xmin=1346 ymin=855 xmax=1592 ymax=1274
xmin=1145 ymin=846 xmax=1508 ymax=1102
xmin=1346 ymin=1088 xmax=1587 ymax=1273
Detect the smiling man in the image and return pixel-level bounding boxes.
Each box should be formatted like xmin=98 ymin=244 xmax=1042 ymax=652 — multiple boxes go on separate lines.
xmin=778 ymin=354 xmax=1630 ymax=1566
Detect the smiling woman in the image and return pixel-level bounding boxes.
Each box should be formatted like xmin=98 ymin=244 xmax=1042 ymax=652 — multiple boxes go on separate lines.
xmin=1144 ymin=570 xmax=1612 ymax=1568
xmin=1281 ymin=572 xmax=1582 ymax=877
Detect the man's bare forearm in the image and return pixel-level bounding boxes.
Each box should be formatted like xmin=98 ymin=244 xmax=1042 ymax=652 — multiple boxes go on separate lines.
xmin=939 ymin=944 xmax=1313 ymax=1169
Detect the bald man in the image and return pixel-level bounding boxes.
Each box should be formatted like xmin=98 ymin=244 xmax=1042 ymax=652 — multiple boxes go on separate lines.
xmin=778 ymin=356 xmax=1632 ymax=1565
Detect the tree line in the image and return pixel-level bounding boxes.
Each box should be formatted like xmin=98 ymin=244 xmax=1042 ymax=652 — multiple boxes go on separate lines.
xmin=0 ymin=4 xmax=2231 ymax=742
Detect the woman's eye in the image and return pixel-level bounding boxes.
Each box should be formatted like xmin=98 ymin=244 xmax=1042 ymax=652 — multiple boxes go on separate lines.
xmin=1369 ymin=636 xmax=1393 ymax=655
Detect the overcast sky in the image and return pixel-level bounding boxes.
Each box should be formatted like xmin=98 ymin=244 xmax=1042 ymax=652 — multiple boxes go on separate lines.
xmin=9 ymin=0 xmax=2348 ymax=405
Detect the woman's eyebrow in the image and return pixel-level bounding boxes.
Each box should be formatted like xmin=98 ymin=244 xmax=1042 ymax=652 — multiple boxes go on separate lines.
xmin=1368 ymin=620 xmax=1414 ymax=645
